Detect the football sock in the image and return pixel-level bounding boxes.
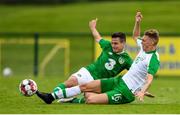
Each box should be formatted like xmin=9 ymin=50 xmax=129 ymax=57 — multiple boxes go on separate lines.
xmin=53 ymin=86 xmax=81 ymax=99
xmin=53 ymin=83 xmax=66 ymax=92
xmin=71 ymin=97 xmax=85 ymax=103
xmin=52 ymin=89 xmax=64 ymax=99
xmin=65 ymin=86 xmax=81 ymax=97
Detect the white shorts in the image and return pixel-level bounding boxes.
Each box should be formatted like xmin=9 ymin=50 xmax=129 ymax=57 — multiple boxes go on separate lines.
xmin=72 ymin=67 xmax=94 ymax=85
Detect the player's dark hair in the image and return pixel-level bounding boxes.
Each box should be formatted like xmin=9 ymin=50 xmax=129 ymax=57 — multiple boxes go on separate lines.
xmin=111 ymin=32 xmax=126 ymax=43
xmin=144 ymin=29 xmax=159 ymax=46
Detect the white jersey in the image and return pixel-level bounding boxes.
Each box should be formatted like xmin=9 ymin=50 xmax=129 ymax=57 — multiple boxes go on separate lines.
xmin=122 ymin=38 xmax=160 ymax=93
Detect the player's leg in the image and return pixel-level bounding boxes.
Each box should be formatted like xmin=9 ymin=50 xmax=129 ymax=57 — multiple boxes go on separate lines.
xmin=79 ymin=77 xmax=117 ymax=104
xmin=37 ymin=68 xmax=95 ymax=104
xmin=37 ymin=84 xmax=90 ymax=104
xmin=53 ymin=75 xmax=78 ymax=94
xmin=86 ymin=93 xmax=109 ymax=104
xmin=80 ymin=80 xmax=101 ymax=93
xmin=84 ymin=92 xmax=97 ymax=98
xmin=64 ymin=76 xmax=78 ymax=87
xmin=85 ymin=77 xmax=135 ymax=104
xmin=54 ymin=67 xmax=95 ymax=102
xmin=85 ymin=88 xmax=134 ymax=104
xmin=36 ymin=91 xmax=55 ymax=104
xmin=54 ymin=67 xmax=94 ymax=92
xmin=84 ymin=77 xmax=116 ymax=104
xmin=37 ymin=85 xmax=82 ymax=104
xmin=64 ymin=92 xmax=97 ymax=104
xmin=145 ymin=91 xmax=155 ymax=98
xmin=57 ymin=79 xmax=107 ymax=104
xmin=58 ymin=77 xmax=118 ymax=104
xmin=80 ymin=77 xmax=117 ymax=93
xmin=56 ymin=80 xmax=102 ymax=103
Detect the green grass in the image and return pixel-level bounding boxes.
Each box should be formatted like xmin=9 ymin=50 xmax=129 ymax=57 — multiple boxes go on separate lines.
xmin=0 ymin=1 xmax=180 ymax=114
xmin=0 ymin=1 xmax=180 ymax=34
xmin=0 ymin=76 xmax=180 ymax=114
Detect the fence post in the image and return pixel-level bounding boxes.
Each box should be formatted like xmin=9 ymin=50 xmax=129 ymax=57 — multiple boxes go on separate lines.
xmin=34 ymin=33 xmax=39 ymax=77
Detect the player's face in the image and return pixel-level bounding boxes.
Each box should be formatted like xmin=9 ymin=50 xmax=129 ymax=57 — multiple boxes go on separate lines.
xmin=111 ymin=37 xmax=125 ymax=53
xmin=142 ymin=35 xmax=154 ymax=52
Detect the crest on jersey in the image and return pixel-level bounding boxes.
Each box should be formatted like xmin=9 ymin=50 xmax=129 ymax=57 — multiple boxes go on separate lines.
xmin=77 ymin=73 xmax=82 ymax=77
xmin=118 ymin=57 xmax=125 ymax=64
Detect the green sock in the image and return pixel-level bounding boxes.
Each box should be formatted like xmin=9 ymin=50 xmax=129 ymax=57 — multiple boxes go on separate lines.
xmin=72 ymin=97 xmax=85 ymax=103
xmin=53 ymin=83 xmax=67 ymax=99
xmin=53 ymin=83 xmax=66 ymax=92
xmin=58 ymin=83 xmax=66 ymax=89
xmin=53 ymin=88 xmax=67 ymax=99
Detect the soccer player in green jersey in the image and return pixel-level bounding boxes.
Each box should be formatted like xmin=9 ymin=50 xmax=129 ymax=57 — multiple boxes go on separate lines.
xmin=72 ymin=11 xmax=160 ymax=104
xmin=36 ymin=18 xmax=133 ymax=104
xmin=36 ymin=11 xmax=159 ymax=104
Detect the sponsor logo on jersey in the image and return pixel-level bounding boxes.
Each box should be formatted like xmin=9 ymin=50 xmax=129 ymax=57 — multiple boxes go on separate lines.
xmin=118 ymin=57 xmax=125 ymax=64
xmin=105 ymin=58 xmax=116 ymax=70
xmin=108 ymin=52 xmax=113 ymax=55
xmin=135 ymin=56 xmax=145 ymax=64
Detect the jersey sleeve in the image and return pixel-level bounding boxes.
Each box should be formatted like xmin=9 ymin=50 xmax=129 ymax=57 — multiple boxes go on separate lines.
xmin=99 ymin=39 xmax=111 ymax=50
xmin=136 ymin=37 xmax=143 ymax=50
xmin=147 ymin=53 xmax=160 ymax=76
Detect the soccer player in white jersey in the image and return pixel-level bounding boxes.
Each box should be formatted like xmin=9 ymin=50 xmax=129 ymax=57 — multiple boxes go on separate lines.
xmin=45 ymin=11 xmax=160 ymax=104
xmin=36 ymin=12 xmax=158 ymax=104
xmin=75 ymin=11 xmax=160 ymax=104
xmin=69 ymin=11 xmax=160 ymax=104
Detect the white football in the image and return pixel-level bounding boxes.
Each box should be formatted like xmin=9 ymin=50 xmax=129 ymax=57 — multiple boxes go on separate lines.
xmin=3 ymin=67 xmax=12 ymax=77
xmin=19 ymin=79 xmax=38 ymax=97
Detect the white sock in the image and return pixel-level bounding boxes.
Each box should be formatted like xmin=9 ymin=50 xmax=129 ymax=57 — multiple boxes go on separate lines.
xmin=51 ymin=93 xmax=56 ymax=99
xmin=65 ymin=86 xmax=81 ymax=97
xmin=53 ymin=89 xmax=64 ymax=99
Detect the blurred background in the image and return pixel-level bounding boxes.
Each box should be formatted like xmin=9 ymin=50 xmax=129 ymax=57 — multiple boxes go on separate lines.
xmin=0 ymin=0 xmax=180 ymax=78
xmin=1 ymin=0 xmax=180 ymax=114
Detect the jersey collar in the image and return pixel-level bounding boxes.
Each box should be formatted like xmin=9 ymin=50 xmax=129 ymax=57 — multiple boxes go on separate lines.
xmin=116 ymin=50 xmax=125 ymax=55
xmin=145 ymin=49 xmax=156 ymax=54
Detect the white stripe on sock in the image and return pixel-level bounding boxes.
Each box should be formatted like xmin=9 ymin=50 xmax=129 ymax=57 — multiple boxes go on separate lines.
xmin=54 ymin=89 xmax=64 ymax=99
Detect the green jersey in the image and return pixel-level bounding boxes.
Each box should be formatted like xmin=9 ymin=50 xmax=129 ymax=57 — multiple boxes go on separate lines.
xmin=85 ymin=39 xmax=132 ymax=80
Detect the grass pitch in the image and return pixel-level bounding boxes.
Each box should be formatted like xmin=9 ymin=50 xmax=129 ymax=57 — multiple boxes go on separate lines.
xmin=0 ymin=76 xmax=180 ymax=114
xmin=0 ymin=1 xmax=180 ymax=34
xmin=0 ymin=1 xmax=180 ymax=114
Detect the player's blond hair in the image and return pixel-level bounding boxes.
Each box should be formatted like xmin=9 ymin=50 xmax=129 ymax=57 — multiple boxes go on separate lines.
xmin=144 ymin=29 xmax=159 ymax=46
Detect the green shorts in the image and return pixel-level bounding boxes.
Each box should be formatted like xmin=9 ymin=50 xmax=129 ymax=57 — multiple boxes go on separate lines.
xmin=101 ymin=76 xmax=135 ymax=104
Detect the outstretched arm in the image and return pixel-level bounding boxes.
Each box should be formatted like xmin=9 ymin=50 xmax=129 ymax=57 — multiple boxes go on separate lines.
xmin=132 ymin=11 xmax=143 ymax=42
xmin=135 ymin=74 xmax=153 ymax=101
xmin=89 ymin=18 xmax=102 ymax=42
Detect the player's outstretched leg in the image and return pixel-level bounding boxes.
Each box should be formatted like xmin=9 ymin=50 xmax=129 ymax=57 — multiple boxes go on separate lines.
xmin=36 ymin=85 xmax=81 ymax=104
xmin=36 ymin=90 xmax=55 ymax=104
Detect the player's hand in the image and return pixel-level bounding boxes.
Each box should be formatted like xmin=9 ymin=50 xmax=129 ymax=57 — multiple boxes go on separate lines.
xmin=145 ymin=91 xmax=155 ymax=98
xmin=89 ymin=18 xmax=98 ymax=29
xmin=135 ymin=11 xmax=143 ymax=23
xmin=135 ymin=91 xmax=145 ymax=101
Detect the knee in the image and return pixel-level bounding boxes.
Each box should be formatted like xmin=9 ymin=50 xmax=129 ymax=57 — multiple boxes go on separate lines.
xmin=84 ymin=92 xmax=91 ymax=98
xmin=86 ymin=96 xmax=96 ymax=104
xmin=64 ymin=76 xmax=78 ymax=87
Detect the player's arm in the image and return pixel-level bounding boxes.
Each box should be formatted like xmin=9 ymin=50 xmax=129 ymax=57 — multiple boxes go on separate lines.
xmin=135 ymin=73 xmax=153 ymax=101
xmin=89 ymin=18 xmax=102 ymax=42
xmin=132 ymin=11 xmax=143 ymax=42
